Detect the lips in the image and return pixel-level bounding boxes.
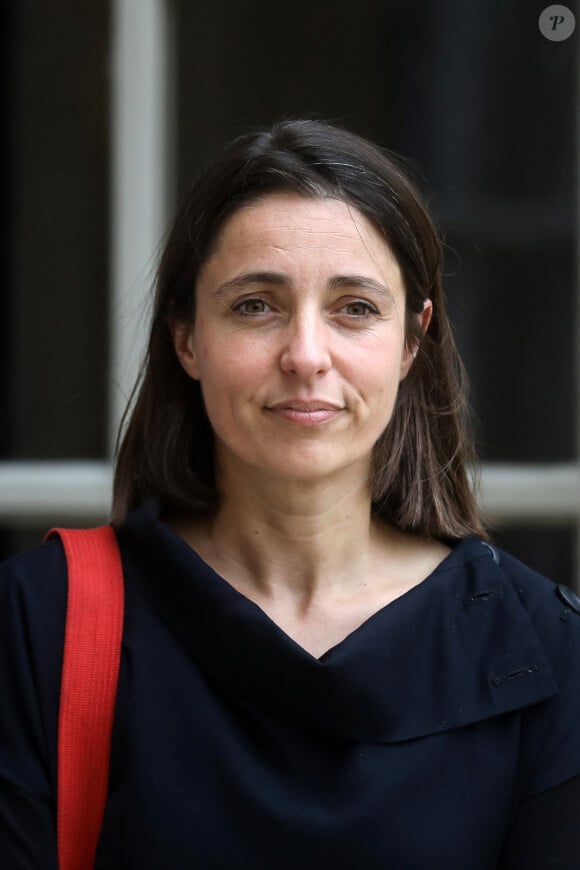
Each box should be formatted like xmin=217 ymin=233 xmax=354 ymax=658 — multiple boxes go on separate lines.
xmin=266 ymin=399 xmax=344 ymax=426
xmin=268 ymin=399 xmax=343 ymax=412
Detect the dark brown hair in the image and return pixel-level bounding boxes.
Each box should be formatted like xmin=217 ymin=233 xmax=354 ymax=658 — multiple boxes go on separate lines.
xmin=112 ymin=118 xmax=486 ymax=540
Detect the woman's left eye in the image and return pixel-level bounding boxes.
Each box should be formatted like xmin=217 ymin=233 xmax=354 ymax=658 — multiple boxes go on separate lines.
xmin=232 ymin=298 xmax=271 ymax=315
xmin=339 ymin=300 xmax=379 ymax=317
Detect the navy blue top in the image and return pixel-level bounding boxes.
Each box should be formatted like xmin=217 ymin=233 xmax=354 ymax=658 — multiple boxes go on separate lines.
xmin=1 ymin=501 xmax=580 ymax=868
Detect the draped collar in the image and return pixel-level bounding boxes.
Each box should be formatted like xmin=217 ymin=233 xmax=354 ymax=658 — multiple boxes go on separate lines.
xmin=118 ymin=501 xmax=558 ymax=743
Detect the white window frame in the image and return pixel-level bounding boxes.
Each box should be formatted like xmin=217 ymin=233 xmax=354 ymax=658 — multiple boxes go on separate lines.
xmin=1 ymin=0 xmax=579 ymax=579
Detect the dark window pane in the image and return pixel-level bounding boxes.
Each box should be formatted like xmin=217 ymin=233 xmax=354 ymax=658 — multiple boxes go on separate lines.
xmin=5 ymin=0 xmax=110 ymax=460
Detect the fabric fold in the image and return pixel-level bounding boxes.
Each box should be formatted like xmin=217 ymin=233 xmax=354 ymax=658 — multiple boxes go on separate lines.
xmin=117 ymin=501 xmax=558 ymax=743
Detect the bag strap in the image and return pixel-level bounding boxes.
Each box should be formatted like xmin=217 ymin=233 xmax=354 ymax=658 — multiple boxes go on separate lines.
xmin=46 ymin=526 xmax=124 ymax=870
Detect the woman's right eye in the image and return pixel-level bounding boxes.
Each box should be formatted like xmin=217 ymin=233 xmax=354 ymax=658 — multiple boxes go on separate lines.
xmin=231 ymin=298 xmax=271 ymax=315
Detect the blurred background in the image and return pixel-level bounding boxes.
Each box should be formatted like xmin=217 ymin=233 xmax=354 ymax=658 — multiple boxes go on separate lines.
xmin=1 ymin=0 xmax=578 ymax=587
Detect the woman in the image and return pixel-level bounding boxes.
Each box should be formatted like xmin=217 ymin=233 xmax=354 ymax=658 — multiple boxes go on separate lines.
xmin=1 ymin=119 xmax=579 ymax=868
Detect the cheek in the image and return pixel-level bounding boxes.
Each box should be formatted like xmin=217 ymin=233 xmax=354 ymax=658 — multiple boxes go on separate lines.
xmin=348 ymin=349 xmax=405 ymax=432
xmin=203 ymin=335 xmax=273 ymax=388
xmin=348 ymin=338 xmax=404 ymax=390
xmin=196 ymin=342 xmax=270 ymax=419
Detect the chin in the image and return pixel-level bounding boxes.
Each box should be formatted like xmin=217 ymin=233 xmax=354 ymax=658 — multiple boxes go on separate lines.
xmin=259 ymin=450 xmax=369 ymax=483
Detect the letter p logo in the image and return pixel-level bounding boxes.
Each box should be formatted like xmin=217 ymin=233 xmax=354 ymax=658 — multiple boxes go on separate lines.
xmin=539 ymin=5 xmax=576 ymax=41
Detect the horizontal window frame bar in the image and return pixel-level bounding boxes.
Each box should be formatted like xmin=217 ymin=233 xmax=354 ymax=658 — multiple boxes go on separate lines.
xmin=0 ymin=461 xmax=579 ymax=526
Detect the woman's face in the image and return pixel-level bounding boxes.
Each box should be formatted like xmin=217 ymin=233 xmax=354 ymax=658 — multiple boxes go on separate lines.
xmin=174 ymin=193 xmax=431 ymax=490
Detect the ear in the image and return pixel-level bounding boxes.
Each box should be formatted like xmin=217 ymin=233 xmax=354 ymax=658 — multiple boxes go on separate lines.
xmin=400 ymin=299 xmax=433 ymax=381
xmin=173 ymin=322 xmax=201 ymax=381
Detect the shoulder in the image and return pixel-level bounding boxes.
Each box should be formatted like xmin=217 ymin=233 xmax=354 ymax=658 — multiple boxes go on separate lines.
xmin=0 ymin=537 xmax=68 ymax=614
xmin=0 ymin=539 xmax=67 ymax=800
xmin=0 ymin=538 xmax=68 ymax=715
xmin=488 ymin=543 xmax=580 ymax=795
xmin=492 ymin=544 xmax=580 ymax=655
xmin=0 ymin=537 xmax=68 ymax=680
xmin=474 ymin=541 xmax=580 ymax=688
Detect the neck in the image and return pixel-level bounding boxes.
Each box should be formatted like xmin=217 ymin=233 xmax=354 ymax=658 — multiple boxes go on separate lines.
xmin=179 ymin=463 xmax=395 ymax=610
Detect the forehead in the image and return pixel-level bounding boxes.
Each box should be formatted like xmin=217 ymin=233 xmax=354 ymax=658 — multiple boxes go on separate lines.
xmin=202 ymin=193 xmax=402 ymax=283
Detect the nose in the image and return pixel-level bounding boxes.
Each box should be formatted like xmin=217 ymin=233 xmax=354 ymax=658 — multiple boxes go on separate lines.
xmin=279 ymin=309 xmax=332 ymax=379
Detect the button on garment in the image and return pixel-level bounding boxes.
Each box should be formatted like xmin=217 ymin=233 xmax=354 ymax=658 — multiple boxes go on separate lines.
xmin=556 ymin=583 xmax=580 ymax=615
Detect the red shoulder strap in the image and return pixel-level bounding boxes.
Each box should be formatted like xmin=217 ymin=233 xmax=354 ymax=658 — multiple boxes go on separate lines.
xmin=46 ymin=526 xmax=124 ymax=870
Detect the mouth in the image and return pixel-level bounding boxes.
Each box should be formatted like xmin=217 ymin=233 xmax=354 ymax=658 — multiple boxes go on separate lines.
xmin=266 ymin=400 xmax=344 ymax=426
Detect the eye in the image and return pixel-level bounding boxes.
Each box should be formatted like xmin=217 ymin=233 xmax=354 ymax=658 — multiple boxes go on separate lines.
xmin=339 ymin=300 xmax=379 ymax=317
xmin=232 ymin=297 xmax=272 ymax=316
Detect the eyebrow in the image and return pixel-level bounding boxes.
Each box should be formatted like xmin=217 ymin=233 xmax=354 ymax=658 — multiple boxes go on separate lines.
xmin=328 ymin=274 xmax=396 ymax=303
xmin=213 ymin=271 xmax=395 ymax=303
xmin=213 ymin=271 xmax=291 ymax=296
